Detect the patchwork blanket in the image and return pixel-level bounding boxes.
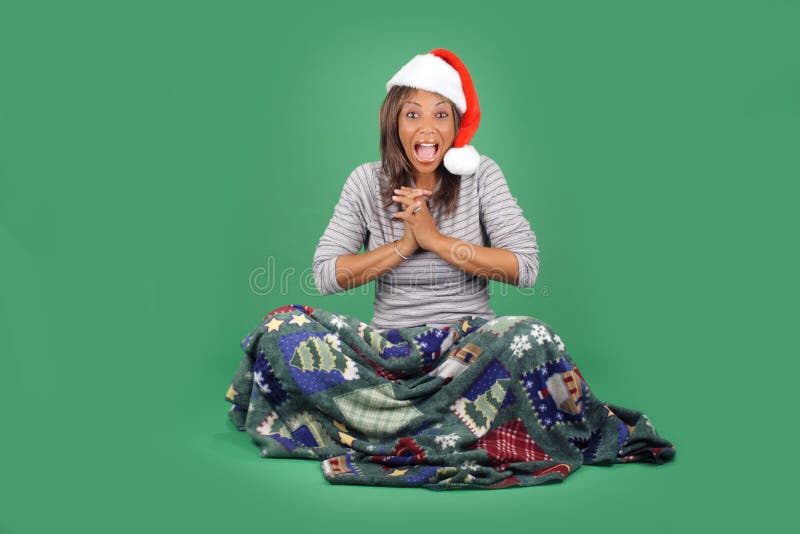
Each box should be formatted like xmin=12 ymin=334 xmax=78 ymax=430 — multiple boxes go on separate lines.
xmin=224 ymin=304 xmax=675 ymax=490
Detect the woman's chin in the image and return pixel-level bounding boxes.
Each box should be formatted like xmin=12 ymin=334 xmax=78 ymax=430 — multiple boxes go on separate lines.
xmin=414 ymin=159 xmax=438 ymax=170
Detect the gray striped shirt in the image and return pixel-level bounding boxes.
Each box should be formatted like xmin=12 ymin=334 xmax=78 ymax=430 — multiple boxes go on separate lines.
xmin=312 ymin=154 xmax=539 ymax=331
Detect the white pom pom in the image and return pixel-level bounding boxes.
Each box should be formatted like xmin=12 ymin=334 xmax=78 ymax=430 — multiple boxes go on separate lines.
xmin=443 ymin=145 xmax=480 ymax=175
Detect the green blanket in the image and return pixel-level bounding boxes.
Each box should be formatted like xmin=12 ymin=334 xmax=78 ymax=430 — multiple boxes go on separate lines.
xmin=224 ymin=304 xmax=675 ymax=490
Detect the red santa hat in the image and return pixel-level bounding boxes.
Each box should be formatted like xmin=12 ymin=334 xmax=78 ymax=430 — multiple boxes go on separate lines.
xmin=385 ymin=48 xmax=481 ymax=175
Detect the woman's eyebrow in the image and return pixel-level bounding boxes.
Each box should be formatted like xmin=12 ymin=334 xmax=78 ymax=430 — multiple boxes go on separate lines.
xmin=404 ymin=101 xmax=448 ymax=106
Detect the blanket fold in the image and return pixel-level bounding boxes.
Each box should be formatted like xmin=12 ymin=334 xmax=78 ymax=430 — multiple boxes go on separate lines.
xmin=224 ymin=304 xmax=675 ymax=490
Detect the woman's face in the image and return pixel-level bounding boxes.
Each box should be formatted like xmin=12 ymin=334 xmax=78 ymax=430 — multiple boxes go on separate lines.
xmin=397 ymin=88 xmax=456 ymax=175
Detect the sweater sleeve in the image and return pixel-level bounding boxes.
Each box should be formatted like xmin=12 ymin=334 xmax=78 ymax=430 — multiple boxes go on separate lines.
xmin=312 ymin=165 xmax=371 ymax=295
xmin=477 ymin=156 xmax=540 ymax=288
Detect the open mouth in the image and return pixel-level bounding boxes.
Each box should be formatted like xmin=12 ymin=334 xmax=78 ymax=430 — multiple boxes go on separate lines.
xmin=413 ymin=143 xmax=439 ymax=163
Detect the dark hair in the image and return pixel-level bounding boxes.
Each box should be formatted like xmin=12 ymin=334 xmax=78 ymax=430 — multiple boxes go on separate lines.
xmin=378 ymin=85 xmax=463 ymax=220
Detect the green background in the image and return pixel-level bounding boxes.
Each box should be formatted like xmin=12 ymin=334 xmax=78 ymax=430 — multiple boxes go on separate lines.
xmin=1 ymin=0 xmax=796 ymax=532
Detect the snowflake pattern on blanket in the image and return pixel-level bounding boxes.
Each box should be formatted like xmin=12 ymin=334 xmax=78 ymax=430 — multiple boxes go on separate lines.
xmin=224 ymin=304 xmax=675 ymax=490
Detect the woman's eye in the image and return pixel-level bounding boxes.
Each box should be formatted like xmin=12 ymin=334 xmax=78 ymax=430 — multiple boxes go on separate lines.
xmin=405 ymin=111 xmax=448 ymax=119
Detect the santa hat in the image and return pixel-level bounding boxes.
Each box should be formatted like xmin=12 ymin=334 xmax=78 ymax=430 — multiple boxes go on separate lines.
xmin=386 ymin=48 xmax=481 ymax=175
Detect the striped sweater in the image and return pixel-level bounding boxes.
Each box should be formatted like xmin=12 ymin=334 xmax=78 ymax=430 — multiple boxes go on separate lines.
xmin=312 ymin=154 xmax=540 ymax=331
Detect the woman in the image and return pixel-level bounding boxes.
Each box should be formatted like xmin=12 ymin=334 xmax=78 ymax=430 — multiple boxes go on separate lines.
xmin=224 ymin=48 xmax=675 ymax=490
xmin=311 ymin=50 xmax=540 ymax=331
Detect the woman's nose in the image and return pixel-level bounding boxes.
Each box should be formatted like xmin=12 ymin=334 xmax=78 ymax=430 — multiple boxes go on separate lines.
xmin=421 ymin=114 xmax=437 ymax=128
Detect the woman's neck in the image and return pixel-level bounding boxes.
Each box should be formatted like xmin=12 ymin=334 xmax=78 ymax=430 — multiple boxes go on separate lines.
xmin=412 ymin=171 xmax=438 ymax=191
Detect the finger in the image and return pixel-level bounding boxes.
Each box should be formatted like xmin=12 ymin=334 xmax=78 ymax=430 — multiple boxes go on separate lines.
xmin=395 ymin=187 xmax=432 ymax=196
xmin=397 ymin=192 xmax=429 ymax=206
xmin=394 ymin=188 xmax=418 ymax=198
xmin=392 ymin=195 xmax=424 ymax=209
xmin=392 ymin=195 xmax=415 ymax=207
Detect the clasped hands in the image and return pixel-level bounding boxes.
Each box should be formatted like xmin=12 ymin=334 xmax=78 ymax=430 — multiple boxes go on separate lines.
xmin=391 ymin=186 xmax=442 ymax=254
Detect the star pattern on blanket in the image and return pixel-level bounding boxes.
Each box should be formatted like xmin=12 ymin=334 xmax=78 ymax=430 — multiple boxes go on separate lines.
xmin=265 ymin=317 xmax=284 ymax=333
xmin=289 ymin=313 xmax=311 ymax=326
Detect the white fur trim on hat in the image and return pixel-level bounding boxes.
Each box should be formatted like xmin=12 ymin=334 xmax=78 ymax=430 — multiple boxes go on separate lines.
xmin=386 ymin=54 xmax=467 ymax=113
xmin=443 ymin=145 xmax=480 ymax=175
